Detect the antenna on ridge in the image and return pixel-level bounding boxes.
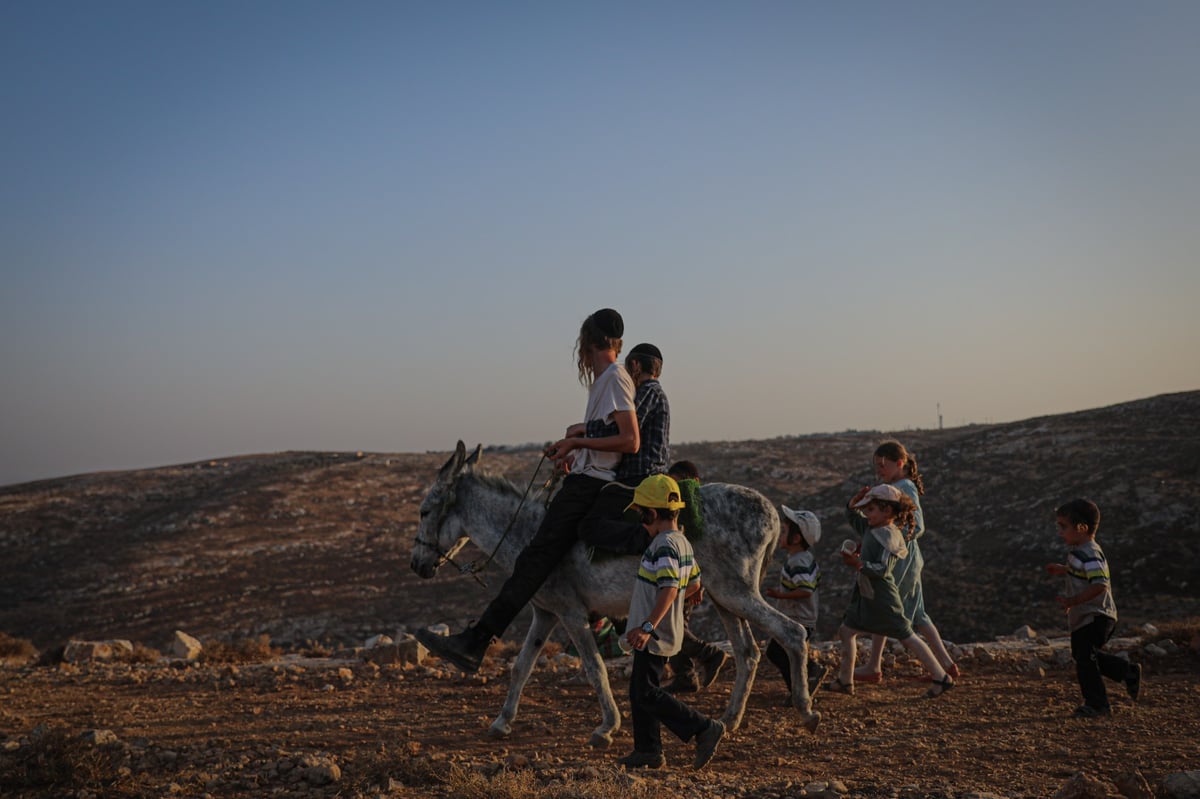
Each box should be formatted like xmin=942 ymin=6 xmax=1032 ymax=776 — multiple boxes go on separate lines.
xmin=937 ymin=402 xmax=943 ymax=430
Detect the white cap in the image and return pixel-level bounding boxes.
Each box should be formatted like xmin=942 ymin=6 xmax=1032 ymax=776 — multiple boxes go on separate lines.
xmin=852 ymin=484 xmax=905 ymax=508
xmin=780 ymin=505 xmax=821 ymax=546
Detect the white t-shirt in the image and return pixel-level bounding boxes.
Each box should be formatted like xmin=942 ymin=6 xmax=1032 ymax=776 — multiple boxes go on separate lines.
xmin=570 ymin=362 xmax=635 ymax=481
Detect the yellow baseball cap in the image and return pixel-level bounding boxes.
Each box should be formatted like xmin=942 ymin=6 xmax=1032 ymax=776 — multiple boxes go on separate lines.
xmin=626 ymin=474 xmax=687 ymax=511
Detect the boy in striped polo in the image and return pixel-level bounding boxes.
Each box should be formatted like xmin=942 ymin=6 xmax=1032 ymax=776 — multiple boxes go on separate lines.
xmin=1045 ymin=498 xmax=1142 ymax=718
xmin=618 ymin=474 xmax=725 ymax=771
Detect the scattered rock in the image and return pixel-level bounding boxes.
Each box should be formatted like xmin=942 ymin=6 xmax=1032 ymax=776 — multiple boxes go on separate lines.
xmin=63 ymin=639 xmax=134 ymax=663
xmin=170 ymin=631 xmax=203 ymax=660
xmin=1160 ymin=771 xmax=1200 ymax=799
xmin=1012 ymin=625 xmax=1038 ymax=640
xmin=1113 ymin=770 xmax=1154 ymax=799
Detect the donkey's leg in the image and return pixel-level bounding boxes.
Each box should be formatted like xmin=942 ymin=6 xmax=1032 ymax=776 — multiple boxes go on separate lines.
xmin=489 ymin=607 xmax=558 ymax=739
xmin=715 ymin=593 xmax=819 ymax=731
xmin=712 ymin=603 xmax=760 ymax=732
xmin=556 ymin=609 xmax=621 ymax=748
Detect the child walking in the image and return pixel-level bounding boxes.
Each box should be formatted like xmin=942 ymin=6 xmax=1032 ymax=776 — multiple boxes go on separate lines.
xmin=1045 ymin=498 xmax=1141 ymax=718
xmin=855 ymin=440 xmax=958 ymax=683
xmin=619 ymin=474 xmax=725 ymax=771
xmin=830 ymin=484 xmax=954 ymax=698
xmin=764 ymin=506 xmax=827 ymax=698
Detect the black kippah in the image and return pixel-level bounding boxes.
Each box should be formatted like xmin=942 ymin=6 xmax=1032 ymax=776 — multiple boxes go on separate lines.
xmin=629 ymin=342 xmax=662 ymax=362
xmin=589 ymin=308 xmax=624 ymax=339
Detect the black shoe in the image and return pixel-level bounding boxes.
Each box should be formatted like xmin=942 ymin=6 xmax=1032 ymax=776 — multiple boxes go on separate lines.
xmin=414 ymin=626 xmax=489 ymax=673
xmin=1073 ymin=704 xmax=1112 ymax=718
xmin=925 ymin=674 xmax=955 ymax=698
xmin=665 ymin=672 xmax=701 ymax=693
xmin=1125 ymin=663 xmax=1142 ymax=701
xmin=693 ymin=719 xmax=725 ymax=770
xmin=697 ymin=650 xmax=728 ymax=688
xmin=617 ymin=750 xmax=665 ymax=769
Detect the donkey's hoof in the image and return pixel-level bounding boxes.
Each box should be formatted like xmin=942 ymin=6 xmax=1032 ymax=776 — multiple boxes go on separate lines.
xmin=487 ymin=721 xmax=513 ymax=739
xmin=587 ymin=731 xmax=613 ymax=749
xmin=801 ymin=710 xmax=821 ymax=733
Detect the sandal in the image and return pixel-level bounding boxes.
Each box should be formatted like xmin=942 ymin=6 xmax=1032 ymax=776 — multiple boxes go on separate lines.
xmin=826 ymin=677 xmax=855 ymax=695
xmin=947 ymin=662 xmax=961 ymax=680
xmin=925 ymin=674 xmax=955 ymax=698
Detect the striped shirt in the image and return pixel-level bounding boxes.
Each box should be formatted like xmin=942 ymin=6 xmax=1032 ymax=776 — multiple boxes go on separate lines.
xmin=626 ymin=530 xmax=699 ymax=657
xmin=586 ymin=379 xmax=669 ymax=482
xmin=1064 ymin=539 xmax=1118 ymax=630
xmin=775 ymin=549 xmax=820 ymax=627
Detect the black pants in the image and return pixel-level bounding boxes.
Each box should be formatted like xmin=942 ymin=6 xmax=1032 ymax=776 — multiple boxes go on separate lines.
xmin=630 ymin=649 xmax=710 ymax=755
xmin=1071 ymin=615 xmax=1132 ymax=710
xmin=578 ymin=480 xmax=651 ymax=556
xmin=765 ymin=626 xmax=815 ymax=691
xmin=477 ymin=474 xmax=607 ymax=638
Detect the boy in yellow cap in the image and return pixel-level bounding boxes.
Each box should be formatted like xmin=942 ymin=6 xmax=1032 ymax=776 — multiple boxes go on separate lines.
xmin=619 ymin=474 xmax=725 ymax=771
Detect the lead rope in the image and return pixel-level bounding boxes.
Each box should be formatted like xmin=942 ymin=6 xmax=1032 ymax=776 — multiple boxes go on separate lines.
xmin=463 ymin=452 xmax=553 ymax=587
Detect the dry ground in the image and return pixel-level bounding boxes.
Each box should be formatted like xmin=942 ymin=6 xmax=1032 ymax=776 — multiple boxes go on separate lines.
xmin=2 ymin=626 xmax=1198 ymax=799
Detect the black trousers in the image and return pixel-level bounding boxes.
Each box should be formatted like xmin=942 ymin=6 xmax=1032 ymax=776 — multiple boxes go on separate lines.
xmin=765 ymin=626 xmax=815 ymax=691
xmin=578 ymin=480 xmax=651 ymax=555
xmin=1071 ymin=615 xmax=1132 ymax=710
xmin=477 ymin=474 xmax=607 ymax=638
xmin=630 ymin=649 xmax=710 ymax=755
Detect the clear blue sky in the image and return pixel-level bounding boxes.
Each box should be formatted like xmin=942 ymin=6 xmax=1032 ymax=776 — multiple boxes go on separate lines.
xmin=3 ymin=1 xmax=1198 ymax=486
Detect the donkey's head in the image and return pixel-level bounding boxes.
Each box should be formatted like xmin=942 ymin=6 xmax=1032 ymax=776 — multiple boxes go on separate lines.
xmin=409 ymin=441 xmax=482 ymax=579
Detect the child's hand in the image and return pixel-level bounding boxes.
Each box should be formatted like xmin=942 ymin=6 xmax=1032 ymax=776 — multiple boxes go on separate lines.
xmin=841 ymin=551 xmax=861 ymax=570
xmin=848 ymin=486 xmax=870 ymax=508
xmin=1045 ymin=563 xmax=1067 ymax=576
xmin=1055 ymin=595 xmax=1073 ymax=611
xmin=765 ymin=588 xmax=781 ymax=599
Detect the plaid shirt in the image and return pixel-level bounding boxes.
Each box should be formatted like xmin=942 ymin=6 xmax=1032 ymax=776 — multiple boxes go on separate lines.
xmin=585 ymin=379 xmax=670 ymax=482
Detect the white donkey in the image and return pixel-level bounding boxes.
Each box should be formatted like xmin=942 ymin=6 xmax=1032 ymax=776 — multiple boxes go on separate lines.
xmin=409 ymin=442 xmax=819 ymax=748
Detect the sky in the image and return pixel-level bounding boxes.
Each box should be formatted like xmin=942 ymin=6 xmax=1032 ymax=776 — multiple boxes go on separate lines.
xmin=2 ymin=1 xmax=1198 ymax=487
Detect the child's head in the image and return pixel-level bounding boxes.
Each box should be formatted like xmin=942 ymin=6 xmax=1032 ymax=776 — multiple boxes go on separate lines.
xmin=576 ymin=308 xmax=624 ymax=385
xmin=1055 ymin=498 xmax=1101 ymax=544
xmin=627 ymin=473 xmax=686 ymax=527
xmin=625 ymin=342 xmax=663 ymax=382
xmin=667 ymin=459 xmax=700 ymax=482
xmin=873 ymin=439 xmax=924 ymax=495
xmin=853 ymin=484 xmax=917 ymax=532
xmin=780 ymin=506 xmax=821 ymax=550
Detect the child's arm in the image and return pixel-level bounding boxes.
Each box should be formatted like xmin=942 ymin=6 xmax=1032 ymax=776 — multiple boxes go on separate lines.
xmin=1056 ymin=583 xmax=1106 ymax=612
xmin=844 ymin=504 xmax=870 ymax=535
xmin=1045 ymin=563 xmax=1068 ymax=576
xmin=626 ymin=586 xmax=679 ymax=650
xmin=684 ymin=577 xmax=704 ymax=606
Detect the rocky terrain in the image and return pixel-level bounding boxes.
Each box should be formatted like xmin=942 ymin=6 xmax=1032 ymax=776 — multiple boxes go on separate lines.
xmin=1 ymin=390 xmax=1198 ymax=797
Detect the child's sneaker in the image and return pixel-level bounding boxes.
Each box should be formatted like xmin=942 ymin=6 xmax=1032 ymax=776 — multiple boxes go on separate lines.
xmin=1072 ymin=704 xmax=1112 ymax=718
xmin=617 ymin=750 xmax=665 ymax=769
xmin=693 ymin=719 xmax=725 ymax=770
xmin=1125 ymin=663 xmax=1142 ymax=701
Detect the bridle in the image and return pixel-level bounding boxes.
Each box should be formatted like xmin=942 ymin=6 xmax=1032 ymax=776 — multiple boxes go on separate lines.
xmin=415 ymin=452 xmax=553 ymax=589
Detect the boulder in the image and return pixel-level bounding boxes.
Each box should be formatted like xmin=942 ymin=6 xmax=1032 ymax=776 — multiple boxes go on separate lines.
xmin=1160 ymin=771 xmax=1200 ymax=799
xmin=170 ymin=631 xmax=203 ymax=660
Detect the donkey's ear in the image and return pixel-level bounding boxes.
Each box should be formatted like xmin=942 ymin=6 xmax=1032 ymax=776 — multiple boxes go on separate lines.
xmin=438 ymin=441 xmax=468 ymax=479
xmin=464 ymin=443 xmax=483 ymax=469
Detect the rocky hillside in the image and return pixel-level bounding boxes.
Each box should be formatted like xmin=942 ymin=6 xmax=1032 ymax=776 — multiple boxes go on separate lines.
xmin=1 ymin=391 xmax=1197 ymax=651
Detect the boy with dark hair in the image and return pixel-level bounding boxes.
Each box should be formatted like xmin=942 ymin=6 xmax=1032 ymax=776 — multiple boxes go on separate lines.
xmin=1045 ymin=498 xmax=1141 ymax=718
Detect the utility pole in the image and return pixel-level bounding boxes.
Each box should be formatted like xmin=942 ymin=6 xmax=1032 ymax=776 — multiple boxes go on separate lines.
xmin=937 ymin=403 xmax=943 ymax=430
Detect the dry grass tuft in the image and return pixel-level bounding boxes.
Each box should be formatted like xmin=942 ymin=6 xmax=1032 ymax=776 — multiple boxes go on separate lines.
xmin=0 ymin=726 xmax=123 ymax=794
xmin=0 ymin=632 xmax=37 ymax=662
xmin=199 ymin=634 xmax=280 ymax=664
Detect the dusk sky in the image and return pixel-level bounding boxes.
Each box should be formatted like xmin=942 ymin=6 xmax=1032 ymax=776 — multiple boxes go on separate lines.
xmin=3 ymin=1 xmax=1198 ymax=487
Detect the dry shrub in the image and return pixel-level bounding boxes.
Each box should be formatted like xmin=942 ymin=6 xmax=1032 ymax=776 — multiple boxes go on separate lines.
xmin=0 ymin=726 xmax=122 ymax=793
xmin=0 ymin=632 xmax=37 ymax=661
xmin=445 ymin=767 xmax=652 ymax=799
xmin=200 ymin=634 xmax=280 ymax=664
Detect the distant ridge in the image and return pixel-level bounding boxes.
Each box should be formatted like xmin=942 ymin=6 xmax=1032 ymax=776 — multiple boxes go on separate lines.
xmin=1 ymin=391 xmax=1197 ymax=649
